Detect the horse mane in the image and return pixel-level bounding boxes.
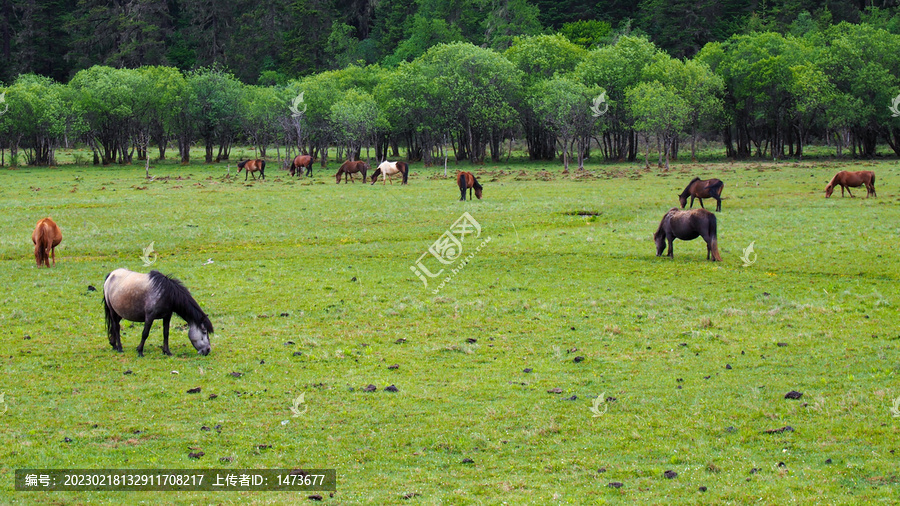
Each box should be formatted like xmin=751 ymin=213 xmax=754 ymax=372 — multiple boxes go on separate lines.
xmin=825 ymin=172 xmax=842 ymax=189
xmin=680 ymin=177 xmax=701 ymax=197
xmin=237 ymin=160 xmax=247 ymax=169
xmin=655 ymin=207 xmax=679 ymax=237
xmin=472 ymin=175 xmax=482 ymax=190
xmin=148 ymin=271 xmax=213 ymax=334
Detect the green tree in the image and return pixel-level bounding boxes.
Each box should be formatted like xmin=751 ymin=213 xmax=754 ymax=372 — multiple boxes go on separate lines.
xmin=188 ymin=66 xmax=245 ymax=163
xmin=575 ymin=35 xmax=662 ymax=161
xmin=330 ymin=88 xmax=379 ymax=161
xmin=626 ymin=81 xmax=690 ymax=170
xmin=529 ymin=76 xmax=597 ymax=170
xmin=558 ymin=19 xmax=611 ymax=49
xmin=3 ymin=74 xmax=77 ymax=165
xmin=642 ymin=56 xmax=725 ymax=160
xmin=506 ymin=34 xmax=587 ymax=160
xmin=483 ymin=0 xmax=543 ymax=51
xmin=70 ymin=66 xmax=146 ymax=164
xmin=415 ymin=42 xmax=522 ymax=163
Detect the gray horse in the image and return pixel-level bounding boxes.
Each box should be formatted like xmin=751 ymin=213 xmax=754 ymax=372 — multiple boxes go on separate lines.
xmin=103 ymin=268 xmax=213 ymax=356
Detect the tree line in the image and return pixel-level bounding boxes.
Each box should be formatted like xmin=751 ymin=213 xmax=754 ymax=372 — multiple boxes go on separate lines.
xmin=1 ymin=23 xmax=899 ymax=170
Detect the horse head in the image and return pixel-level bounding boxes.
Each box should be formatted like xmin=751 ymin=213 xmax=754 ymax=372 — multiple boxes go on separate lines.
xmin=653 ymin=229 xmax=666 ymax=256
xmin=824 ymin=183 xmax=834 ymax=198
xmin=678 ymin=194 xmax=688 ymax=208
xmin=188 ymin=321 xmax=211 ymax=355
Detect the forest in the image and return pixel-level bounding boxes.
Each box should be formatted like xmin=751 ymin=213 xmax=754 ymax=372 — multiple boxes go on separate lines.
xmin=1 ymin=1 xmax=899 ymax=168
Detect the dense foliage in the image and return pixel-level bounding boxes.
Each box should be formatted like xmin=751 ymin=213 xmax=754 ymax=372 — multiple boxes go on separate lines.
xmin=2 ymin=0 xmax=899 ymax=84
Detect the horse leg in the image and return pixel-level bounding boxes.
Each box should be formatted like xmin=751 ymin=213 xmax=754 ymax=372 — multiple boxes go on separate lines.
xmin=137 ymin=320 xmax=155 ymax=357
xmin=50 ymin=245 xmax=56 ymax=266
xmin=690 ymin=196 xmax=696 ymax=208
xmin=846 ymin=186 xmax=852 ymax=197
xmin=667 ymin=236 xmax=675 ymax=258
xmin=161 ymin=315 xmax=172 ymax=356
xmin=698 ymin=198 xmax=705 ymax=209
xmin=109 ymin=313 xmax=122 ymax=352
xmin=716 ymin=197 xmax=721 ymax=212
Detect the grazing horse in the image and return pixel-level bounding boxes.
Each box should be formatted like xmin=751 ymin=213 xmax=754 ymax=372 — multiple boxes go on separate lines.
xmin=237 ymin=159 xmax=266 ymax=181
xmin=679 ymin=177 xmax=724 ymax=212
xmin=290 ymin=154 xmax=314 ymax=177
xmin=654 ymin=208 xmax=722 ymax=261
xmin=32 ymin=217 xmax=62 ymax=268
xmin=103 ymin=268 xmax=213 ymax=356
xmin=457 ymin=171 xmax=482 ymax=201
xmin=370 ymin=160 xmax=409 ymax=185
xmin=825 ymin=170 xmax=876 ymax=198
xmin=335 ymin=160 xmax=369 ymax=183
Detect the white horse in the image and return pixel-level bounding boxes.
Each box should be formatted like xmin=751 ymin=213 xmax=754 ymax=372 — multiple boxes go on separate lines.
xmin=371 ymin=160 xmax=409 ymax=185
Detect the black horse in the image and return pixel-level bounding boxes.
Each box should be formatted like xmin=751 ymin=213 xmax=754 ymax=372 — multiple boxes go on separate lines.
xmin=654 ymin=208 xmax=722 ymax=261
xmin=103 ymin=268 xmax=213 ymax=356
xmin=678 ymin=177 xmax=724 ymax=212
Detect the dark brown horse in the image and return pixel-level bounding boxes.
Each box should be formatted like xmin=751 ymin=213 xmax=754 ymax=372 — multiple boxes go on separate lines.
xmin=370 ymin=160 xmax=409 ymax=185
xmin=457 ymin=171 xmax=482 ymax=201
xmin=335 ymin=160 xmax=369 ymax=183
xmin=237 ymin=159 xmax=266 ymax=181
xmin=654 ymin=208 xmax=722 ymax=261
xmin=290 ymin=154 xmax=314 ymax=177
xmin=32 ymin=217 xmax=62 ymax=267
xmin=825 ymin=170 xmax=876 ymax=198
xmin=679 ymin=177 xmax=724 ymax=212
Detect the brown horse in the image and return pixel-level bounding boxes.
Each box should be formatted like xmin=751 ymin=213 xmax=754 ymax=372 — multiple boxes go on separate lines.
xmin=370 ymin=160 xmax=409 ymax=185
xmin=32 ymin=217 xmax=62 ymax=267
xmin=457 ymin=171 xmax=482 ymax=201
xmin=825 ymin=170 xmax=876 ymax=198
xmin=335 ymin=160 xmax=368 ymax=183
xmin=654 ymin=208 xmax=722 ymax=261
xmin=290 ymin=154 xmax=314 ymax=177
xmin=237 ymin=159 xmax=266 ymax=181
xmin=679 ymin=177 xmax=724 ymax=212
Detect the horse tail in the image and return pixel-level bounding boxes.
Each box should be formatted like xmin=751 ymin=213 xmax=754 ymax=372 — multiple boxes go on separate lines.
xmin=708 ymin=214 xmax=723 ymax=262
xmin=400 ymin=161 xmax=409 ymax=184
xmin=102 ymin=273 xmax=117 ymax=343
xmin=33 ymin=226 xmax=44 ymax=266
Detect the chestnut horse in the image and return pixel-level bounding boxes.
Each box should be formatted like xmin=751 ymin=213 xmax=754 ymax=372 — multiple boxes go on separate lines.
xmin=335 ymin=160 xmax=368 ymax=183
xmin=457 ymin=171 xmax=482 ymax=201
xmin=237 ymin=159 xmax=266 ymax=181
xmin=290 ymin=154 xmax=314 ymax=177
xmin=825 ymin=170 xmax=876 ymax=198
xmin=32 ymin=217 xmax=62 ymax=267
xmin=679 ymin=177 xmax=724 ymax=212
xmin=370 ymin=161 xmax=409 ymax=185
xmin=654 ymin=208 xmax=722 ymax=261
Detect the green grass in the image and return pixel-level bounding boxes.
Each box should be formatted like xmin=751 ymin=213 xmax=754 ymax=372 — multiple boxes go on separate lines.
xmin=1 ymin=156 xmax=899 ymax=504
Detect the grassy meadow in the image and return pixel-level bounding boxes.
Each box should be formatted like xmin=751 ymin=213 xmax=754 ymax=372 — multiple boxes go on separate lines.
xmin=1 ymin=152 xmax=899 ymax=504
